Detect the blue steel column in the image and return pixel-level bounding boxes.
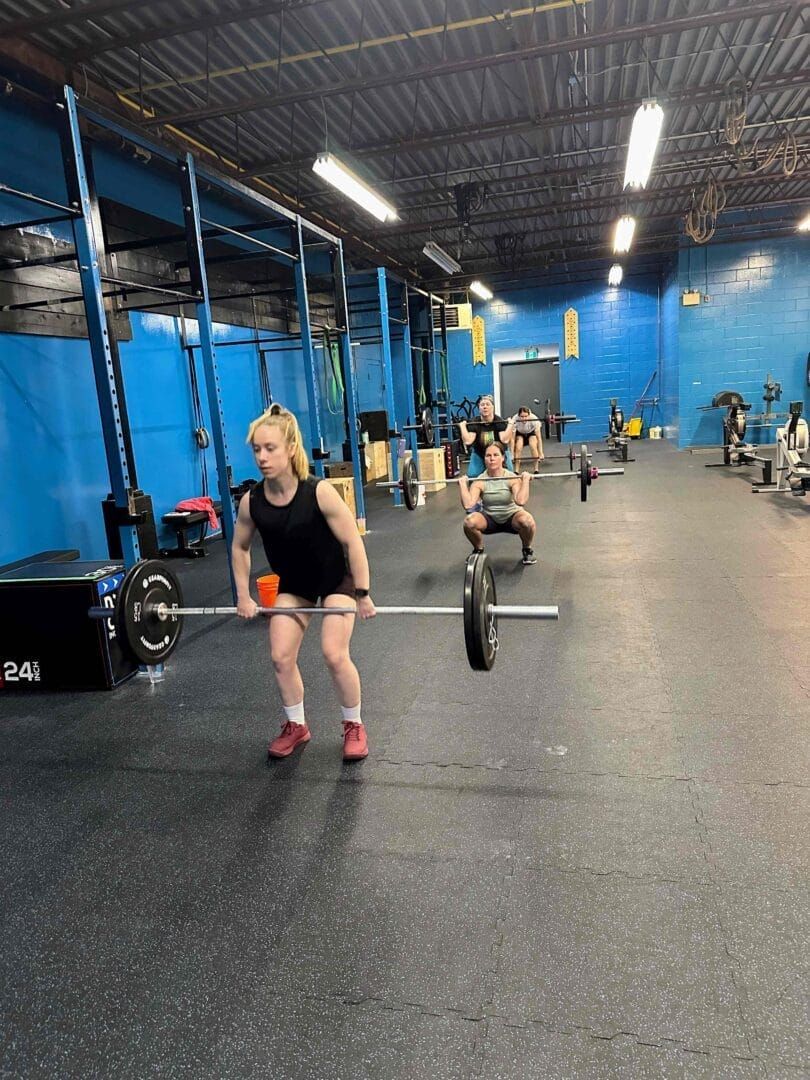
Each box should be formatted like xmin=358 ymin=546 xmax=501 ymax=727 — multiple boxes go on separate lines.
xmin=62 ymin=86 xmax=140 ymax=567
xmin=180 ymin=154 xmax=237 ymax=598
xmin=294 ymin=218 xmax=326 ymax=478
xmin=427 ymin=296 xmax=442 ymax=448
xmin=377 ymin=268 xmax=402 ymax=507
xmin=437 ymin=300 xmax=451 ymax=445
xmin=333 ymin=239 xmax=366 ymax=525
xmin=401 ymin=285 xmax=419 ymax=469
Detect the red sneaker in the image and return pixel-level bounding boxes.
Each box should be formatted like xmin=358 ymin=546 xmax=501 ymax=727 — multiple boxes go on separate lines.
xmin=267 ymin=720 xmax=311 ymax=759
xmin=342 ymin=721 xmax=369 ymax=761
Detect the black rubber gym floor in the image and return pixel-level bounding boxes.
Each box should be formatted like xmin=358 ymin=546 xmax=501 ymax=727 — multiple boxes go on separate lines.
xmin=2 ymin=441 xmax=809 ymax=1079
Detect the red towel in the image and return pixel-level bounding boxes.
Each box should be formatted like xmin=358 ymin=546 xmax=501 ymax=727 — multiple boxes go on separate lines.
xmin=175 ymin=497 xmax=220 ymax=530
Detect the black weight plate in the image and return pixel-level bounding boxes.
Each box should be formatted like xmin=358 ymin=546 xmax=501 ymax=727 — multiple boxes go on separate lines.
xmin=115 ymin=560 xmax=183 ymax=666
xmin=401 ymin=457 xmax=419 ymax=511
xmin=615 ymin=409 xmax=624 ymax=432
xmin=568 ymin=445 xmax=575 ymax=471
xmin=463 ymin=551 xmax=497 ymax=671
xmin=579 ymin=444 xmax=588 ymax=502
xmin=420 ymin=405 xmax=434 ymax=446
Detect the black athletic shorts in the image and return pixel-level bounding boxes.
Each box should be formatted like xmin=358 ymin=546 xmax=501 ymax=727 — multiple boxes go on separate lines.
xmin=278 ymin=572 xmax=355 ymax=606
xmin=480 ymin=512 xmax=520 ymax=534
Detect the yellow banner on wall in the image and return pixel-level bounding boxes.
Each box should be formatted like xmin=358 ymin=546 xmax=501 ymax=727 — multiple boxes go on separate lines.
xmin=564 ymin=307 xmax=579 ymax=359
xmin=472 ymin=315 xmax=487 ymax=365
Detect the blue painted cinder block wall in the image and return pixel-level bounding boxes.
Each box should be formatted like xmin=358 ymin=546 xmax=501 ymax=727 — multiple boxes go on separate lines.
xmin=659 ymin=263 xmax=680 ymax=441
xmin=448 ymin=276 xmax=662 ymax=442
xmin=0 ymin=311 xmax=305 ymax=566
xmin=677 ymin=236 xmax=810 ymax=448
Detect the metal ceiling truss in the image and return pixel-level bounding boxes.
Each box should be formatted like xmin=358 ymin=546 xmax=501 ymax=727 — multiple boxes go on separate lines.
xmin=420 ymin=211 xmax=806 ymax=284
xmin=137 ymin=3 xmax=795 ymax=129
xmin=379 ymin=171 xmax=810 ymax=240
xmin=241 ymin=69 xmax=810 ymax=179
xmin=66 ymin=1 xmax=331 ymax=63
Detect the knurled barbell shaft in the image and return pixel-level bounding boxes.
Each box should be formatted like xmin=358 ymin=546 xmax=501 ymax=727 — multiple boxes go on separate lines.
xmin=88 ymin=603 xmax=560 ymax=620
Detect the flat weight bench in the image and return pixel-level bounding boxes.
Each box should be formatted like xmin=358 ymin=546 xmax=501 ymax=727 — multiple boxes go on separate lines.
xmin=160 ymin=502 xmax=222 ymax=559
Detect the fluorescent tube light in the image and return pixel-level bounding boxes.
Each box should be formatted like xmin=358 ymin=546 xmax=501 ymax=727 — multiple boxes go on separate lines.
xmin=312 ymin=152 xmax=397 ymax=222
xmin=422 ymin=241 xmax=462 ymax=274
xmin=623 ymin=100 xmax=664 ymax=189
xmin=798 ymin=212 xmax=810 ymax=232
xmin=613 ymin=216 xmax=636 ymax=254
xmin=469 ymin=280 xmax=493 ymax=300
xmin=608 ymin=264 xmax=623 ymax=286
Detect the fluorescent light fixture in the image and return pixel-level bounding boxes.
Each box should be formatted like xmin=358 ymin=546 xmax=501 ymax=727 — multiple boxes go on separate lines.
xmin=798 ymin=212 xmax=810 ymax=232
xmin=469 ymin=280 xmax=493 ymax=301
xmin=608 ymin=264 xmax=623 ymax=286
xmin=623 ymin=99 xmax=664 ymax=189
xmin=312 ymin=152 xmax=397 ymax=222
xmin=422 ymin=240 xmax=462 ymax=274
xmin=613 ymin=215 xmax=636 ymax=254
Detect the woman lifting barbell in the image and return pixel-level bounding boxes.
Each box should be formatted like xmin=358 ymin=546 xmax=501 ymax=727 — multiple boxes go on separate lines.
xmin=512 ymin=405 xmax=545 ymax=474
xmin=459 ymin=442 xmax=538 ymax=565
xmin=232 ymin=403 xmax=375 ymax=762
xmin=457 ymin=394 xmax=515 ymax=476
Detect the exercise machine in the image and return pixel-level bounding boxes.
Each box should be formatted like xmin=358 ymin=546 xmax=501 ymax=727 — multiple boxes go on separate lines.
xmin=752 ymin=401 xmax=810 ymax=499
xmin=699 ymin=391 xmax=773 ymax=485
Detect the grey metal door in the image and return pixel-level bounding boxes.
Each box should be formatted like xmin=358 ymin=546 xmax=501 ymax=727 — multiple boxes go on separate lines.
xmin=499 ymin=359 xmax=560 ymax=418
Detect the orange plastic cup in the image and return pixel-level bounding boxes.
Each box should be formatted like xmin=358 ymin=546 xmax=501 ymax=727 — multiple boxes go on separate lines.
xmin=256 ymin=574 xmax=280 ymax=608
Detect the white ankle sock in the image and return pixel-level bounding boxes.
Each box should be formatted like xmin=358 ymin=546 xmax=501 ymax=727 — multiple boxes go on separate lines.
xmin=283 ymin=701 xmax=305 ymax=725
xmin=341 ymin=703 xmax=362 ymax=725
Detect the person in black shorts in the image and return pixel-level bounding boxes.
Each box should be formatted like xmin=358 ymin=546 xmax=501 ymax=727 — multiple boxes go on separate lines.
xmin=232 ymin=403 xmax=375 ymax=761
xmin=457 ymin=394 xmax=515 ymax=475
xmin=511 ymin=405 xmax=545 ymax=473
xmin=459 ymin=442 xmax=537 ymax=565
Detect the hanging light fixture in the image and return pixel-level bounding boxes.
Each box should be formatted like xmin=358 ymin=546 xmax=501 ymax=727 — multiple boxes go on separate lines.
xmin=469 ymin=280 xmax=494 ymax=300
xmin=623 ymin=100 xmax=665 ymax=189
xmin=798 ymin=212 xmax=810 ymax=232
xmin=312 ymin=152 xmax=398 ymax=222
xmin=608 ymin=264 xmax=623 ymax=286
xmin=422 ymin=241 xmax=462 ymax=274
xmin=613 ymin=216 xmax=636 ymax=254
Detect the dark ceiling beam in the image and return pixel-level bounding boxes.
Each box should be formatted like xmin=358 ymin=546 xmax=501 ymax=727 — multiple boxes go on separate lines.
xmin=0 ymin=0 xmax=174 ymax=36
xmin=140 ymin=1 xmax=796 ymax=128
xmin=300 ymin=130 xmax=810 ymax=209
xmin=67 ymin=0 xmax=330 ymax=62
xmin=242 ymin=68 xmax=810 ymax=178
xmin=417 ymin=234 xmax=676 ymax=277
xmin=396 ymin=198 xmax=809 ymax=270
xmin=382 ymin=140 xmax=810 ymax=212
xmin=416 ymin=212 xmax=804 ymax=281
xmin=377 ymin=171 xmax=810 ymax=238
xmin=300 ymin=135 xmax=809 ymax=216
xmin=426 ymin=247 xmax=676 ymax=288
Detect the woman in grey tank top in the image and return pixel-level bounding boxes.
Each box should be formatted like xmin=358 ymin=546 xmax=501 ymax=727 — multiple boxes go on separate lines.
xmin=458 ymin=443 xmax=537 ymax=565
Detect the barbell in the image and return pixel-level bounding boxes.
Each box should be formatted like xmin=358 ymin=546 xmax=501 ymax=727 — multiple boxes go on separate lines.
xmin=379 ymin=447 xmax=624 ymax=509
xmin=517 ymin=445 xmax=585 ymax=471
xmin=532 ymin=399 xmax=581 ymax=441
xmin=87 ymin=553 xmax=559 ymax=673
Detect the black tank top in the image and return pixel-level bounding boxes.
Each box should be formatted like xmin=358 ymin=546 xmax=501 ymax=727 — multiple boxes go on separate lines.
xmin=249 ymin=477 xmax=348 ymax=598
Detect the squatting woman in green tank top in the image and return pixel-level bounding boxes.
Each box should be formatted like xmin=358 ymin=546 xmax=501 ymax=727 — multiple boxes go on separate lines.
xmin=458 ymin=442 xmax=538 ymax=566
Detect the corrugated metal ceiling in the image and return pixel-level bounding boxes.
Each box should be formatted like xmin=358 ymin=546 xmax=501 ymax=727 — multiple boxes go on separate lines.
xmin=0 ymin=0 xmax=807 ymax=284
